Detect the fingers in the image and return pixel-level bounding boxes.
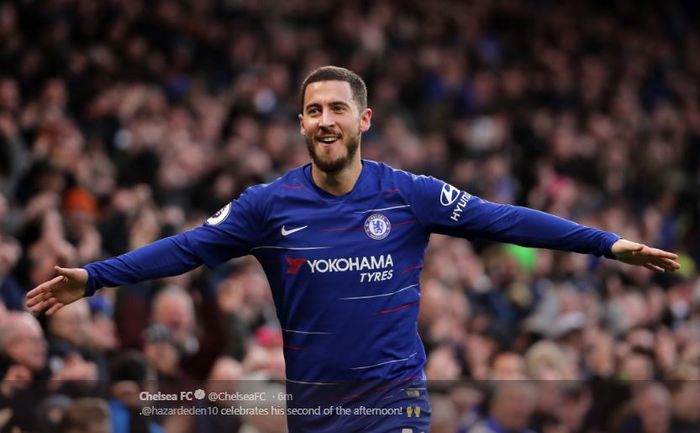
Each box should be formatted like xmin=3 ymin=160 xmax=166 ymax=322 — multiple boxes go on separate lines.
xmin=46 ymin=302 xmax=65 ymax=316
xmin=645 ymin=251 xmax=681 ymax=271
xmin=639 ymin=256 xmax=680 ymax=272
xmin=31 ymin=296 xmax=60 ymax=314
xmin=644 ymin=263 xmax=665 ymax=273
xmin=26 ymin=291 xmax=55 ymax=313
xmin=641 ymin=246 xmax=678 ymax=260
xmin=26 ymin=272 xmax=68 ymax=313
xmin=658 ymin=258 xmax=681 ymax=271
xmin=26 ymin=291 xmax=48 ymax=311
xmin=635 ymin=246 xmax=681 ymax=271
xmin=26 ymin=275 xmax=63 ymax=304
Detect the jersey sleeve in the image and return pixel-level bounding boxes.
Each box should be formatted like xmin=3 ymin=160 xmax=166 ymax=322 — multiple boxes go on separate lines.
xmin=399 ymin=172 xmax=621 ymax=258
xmin=83 ymin=185 xmax=265 ymax=295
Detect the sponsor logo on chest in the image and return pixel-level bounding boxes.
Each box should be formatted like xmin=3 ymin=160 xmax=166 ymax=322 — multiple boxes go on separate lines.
xmin=286 ymin=254 xmax=394 ymax=283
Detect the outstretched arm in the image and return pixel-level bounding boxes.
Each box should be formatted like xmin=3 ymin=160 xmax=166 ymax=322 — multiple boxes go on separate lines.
xmin=400 ymin=173 xmax=681 ymax=272
xmin=455 ymin=199 xmax=681 ymax=272
xmin=26 ymin=232 xmax=205 ymax=315
xmin=26 ymin=186 xmax=265 ymax=315
xmin=449 ymin=198 xmax=681 ymax=272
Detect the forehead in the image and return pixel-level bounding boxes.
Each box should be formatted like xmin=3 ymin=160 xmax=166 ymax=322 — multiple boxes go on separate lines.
xmin=8 ymin=315 xmax=43 ymax=338
xmin=494 ymin=353 xmax=523 ymax=366
xmin=303 ymin=80 xmax=355 ymax=107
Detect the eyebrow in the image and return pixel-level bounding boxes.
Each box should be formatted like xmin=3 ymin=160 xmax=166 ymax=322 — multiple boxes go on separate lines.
xmin=304 ymin=101 xmax=351 ymax=111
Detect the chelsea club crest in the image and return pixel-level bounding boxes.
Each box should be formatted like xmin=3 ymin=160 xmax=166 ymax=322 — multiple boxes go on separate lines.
xmin=364 ymin=213 xmax=391 ymax=240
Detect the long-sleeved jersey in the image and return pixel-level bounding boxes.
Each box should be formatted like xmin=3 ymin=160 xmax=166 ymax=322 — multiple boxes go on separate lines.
xmin=84 ymin=160 xmax=619 ymax=431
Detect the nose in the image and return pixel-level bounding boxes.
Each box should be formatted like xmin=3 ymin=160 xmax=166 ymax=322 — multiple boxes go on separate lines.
xmin=320 ymin=108 xmax=335 ymax=127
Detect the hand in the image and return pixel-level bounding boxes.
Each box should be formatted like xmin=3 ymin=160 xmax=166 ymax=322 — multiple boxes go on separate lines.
xmin=25 ymin=266 xmax=88 ymax=315
xmin=611 ymin=239 xmax=680 ymax=272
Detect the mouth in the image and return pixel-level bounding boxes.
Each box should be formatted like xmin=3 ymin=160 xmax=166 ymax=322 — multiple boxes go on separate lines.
xmin=315 ymin=135 xmax=341 ymax=146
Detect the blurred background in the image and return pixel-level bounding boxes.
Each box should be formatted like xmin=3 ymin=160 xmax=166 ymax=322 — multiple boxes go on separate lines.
xmin=0 ymin=0 xmax=699 ymax=432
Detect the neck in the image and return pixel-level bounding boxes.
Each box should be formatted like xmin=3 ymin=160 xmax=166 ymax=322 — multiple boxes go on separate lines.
xmin=311 ymin=157 xmax=363 ymax=196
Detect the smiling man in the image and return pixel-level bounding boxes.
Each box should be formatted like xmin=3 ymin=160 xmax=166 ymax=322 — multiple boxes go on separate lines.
xmin=300 ymin=67 xmax=371 ymax=195
xmin=27 ymin=66 xmax=680 ymax=433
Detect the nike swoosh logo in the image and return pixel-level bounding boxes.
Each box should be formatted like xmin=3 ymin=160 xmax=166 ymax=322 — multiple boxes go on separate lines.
xmin=281 ymin=225 xmax=308 ymax=236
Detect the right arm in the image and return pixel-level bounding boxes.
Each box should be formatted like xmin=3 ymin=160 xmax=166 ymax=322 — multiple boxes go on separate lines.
xmin=26 ymin=185 xmax=266 ymax=314
xmin=82 ymin=231 xmax=208 ymax=296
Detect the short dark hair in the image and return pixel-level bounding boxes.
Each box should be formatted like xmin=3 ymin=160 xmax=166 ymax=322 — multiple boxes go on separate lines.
xmin=300 ymin=66 xmax=367 ymax=112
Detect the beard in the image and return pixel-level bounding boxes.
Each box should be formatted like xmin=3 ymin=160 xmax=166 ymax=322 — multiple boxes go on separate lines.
xmin=305 ymin=133 xmax=360 ymax=174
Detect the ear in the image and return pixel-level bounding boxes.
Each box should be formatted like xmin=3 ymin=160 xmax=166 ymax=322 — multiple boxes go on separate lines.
xmin=298 ymin=113 xmax=306 ymax=136
xmin=359 ymin=108 xmax=372 ymax=133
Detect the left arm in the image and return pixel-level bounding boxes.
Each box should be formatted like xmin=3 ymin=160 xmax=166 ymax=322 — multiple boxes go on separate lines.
xmin=399 ymin=173 xmax=679 ymax=272
xmin=432 ymin=195 xmax=620 ymax=258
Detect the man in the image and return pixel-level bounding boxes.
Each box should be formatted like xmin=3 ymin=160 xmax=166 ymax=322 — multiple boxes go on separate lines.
xmin=0 ymin=312 xmax=47 ymax=375
xmin=618 ymin=382 xmax=676 ymax=433
xmin=0 ymin=311 xmax=48 ymax=431
xmin=464 ymin=382 xmax=538 ymax=433
xmin=27 ymin=66 xmax=680 ymax=432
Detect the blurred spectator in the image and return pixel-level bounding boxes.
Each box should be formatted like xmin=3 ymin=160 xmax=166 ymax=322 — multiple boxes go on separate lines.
xmin=617 ymin=382 xmax=676 ymax=433
xmin=34 ymin=394 xmax=72 ymax=433
xmin=0 ymin=311 xmax=47 ymax=377
xmin=191 ymin=356 xmax=245 ymax=433
xmin=150 ymin=287 xmax=198 ymax=357
xmin=488 ymin=351 xmax=527 ymax=380
xmin=555 ymin=384 xmax=593 ymax=433
xmin=0 ymin=231 xmax=22 ymax=310
xmin=0 ymin=311 xmax=49 ymax=431
xmin=59 ymin=398 xmax=111 ymax=433
xmin=149 ymin=285 xmax=227 ymax=380
xmin=142 ymin=324 xmax=183 ymax=384
xmin=431 ymin=394 xmax=461 ymax=433
xmin=47 ymin=299 xmax=101 ymax=362
xmin=668 ymin=380 xmax=700 ymax=433
xmin=465 ymin=382 xmax=538 ymax=433
xmin=108 ymin=351 xmax=163 ymax=433
xmin=426 ymin=344 xmax=462 ymax=381
xmin=525 ymin=340 xmax=577 ymax=380
xmin=62 ymin=187 xmax=102 ymax=263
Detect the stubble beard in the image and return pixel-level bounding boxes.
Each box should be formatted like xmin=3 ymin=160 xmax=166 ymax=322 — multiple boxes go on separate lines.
xmin=305 ymin=134 xmax=360 ymax=174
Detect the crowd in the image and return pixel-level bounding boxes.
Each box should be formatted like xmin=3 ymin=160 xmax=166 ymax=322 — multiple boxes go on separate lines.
xmin=1 ymin=0 xmax=699 ymax=432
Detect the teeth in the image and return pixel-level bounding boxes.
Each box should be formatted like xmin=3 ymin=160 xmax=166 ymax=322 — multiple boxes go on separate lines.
xmin=318 ymin=137 xmax=338 ymax=143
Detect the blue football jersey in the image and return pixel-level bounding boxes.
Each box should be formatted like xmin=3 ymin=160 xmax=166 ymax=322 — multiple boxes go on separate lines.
xmin=84 ymin=160 xmax=619 ymax=431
